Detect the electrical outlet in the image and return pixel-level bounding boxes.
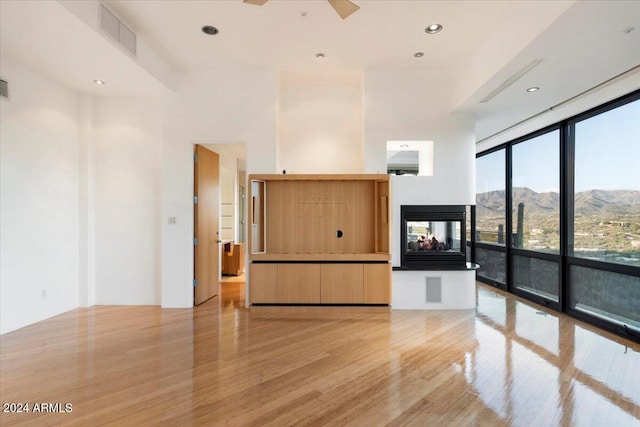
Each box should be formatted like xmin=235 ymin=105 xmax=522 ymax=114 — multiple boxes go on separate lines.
xmin=41 ymin=289 xmax=47 ymax=299
xmin=168 ymin=217 xmax=177 ymax=224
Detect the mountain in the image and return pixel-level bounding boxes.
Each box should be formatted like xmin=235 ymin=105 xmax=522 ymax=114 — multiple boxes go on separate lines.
xmin=476 ymin=188 xmax=640 ymax=216
xmin=574 ymin=189 xmax=640 ymax=214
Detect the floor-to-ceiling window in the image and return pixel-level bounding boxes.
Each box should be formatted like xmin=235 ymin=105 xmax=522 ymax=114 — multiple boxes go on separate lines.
xmin=511 ymin=129 xmax=560 ymax=304
xmin=476 ymin=148 xmax=507 ymax=287
xmin=568 ymin=96 xmax=640 ymax=331
xmin=474 ymin=90 xmax=640 ymax=342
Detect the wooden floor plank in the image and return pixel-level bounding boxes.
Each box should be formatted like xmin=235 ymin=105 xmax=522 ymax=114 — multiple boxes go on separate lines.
xmin=1 ymin=282 xmax=639 ymax=426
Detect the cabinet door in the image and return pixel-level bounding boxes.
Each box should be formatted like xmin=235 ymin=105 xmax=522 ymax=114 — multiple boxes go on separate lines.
xmin=363 ymin=263 xmax=391 ymax=304
xmin=249 ymin=263 xmax=277 ymax=303
xmin=277 ymin=264 xmax=321 ymax=303
xmin=321 ymin=264 xmax=364 ymax=304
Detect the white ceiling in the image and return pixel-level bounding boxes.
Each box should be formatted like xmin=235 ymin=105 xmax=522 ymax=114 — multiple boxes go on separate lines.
xmin=105 ymin=0 xmax=567 ymax=76
xmin=0 ymin=0 xmax=171 ymax=97
xmin=1 ymin=0 xmax=638 ymax=140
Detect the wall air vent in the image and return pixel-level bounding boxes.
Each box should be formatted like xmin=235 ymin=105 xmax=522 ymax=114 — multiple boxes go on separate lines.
xmin=100 ymin=4 xmax=137 ymax=57
xmin=0 ymin=79 xmax=8 ymax=99
xmin=426 ymin=276 xmax=442 ymax=303
xmin=479 ymin=59 xmax=543 ymax=104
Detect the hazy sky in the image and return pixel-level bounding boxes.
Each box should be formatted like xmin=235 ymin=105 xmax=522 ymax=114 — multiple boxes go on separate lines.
xmin=512 ymin=130 xmax=560 ymax=193
xmin=476 ymin=98 xmax=639 ymax=194
xmin=574 ymin=99 xmax=640 ymax=192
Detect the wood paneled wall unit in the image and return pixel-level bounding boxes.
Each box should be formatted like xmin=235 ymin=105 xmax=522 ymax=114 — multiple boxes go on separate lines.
xmin=248 ymin=174 xmax=391 ymax=305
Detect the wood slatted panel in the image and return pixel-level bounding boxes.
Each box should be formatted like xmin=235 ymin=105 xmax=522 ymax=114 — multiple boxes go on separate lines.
xmin=265 ymin=180 xmax=374 ymax=254
xmin=309 ymin=181 xmax=324 ymax=254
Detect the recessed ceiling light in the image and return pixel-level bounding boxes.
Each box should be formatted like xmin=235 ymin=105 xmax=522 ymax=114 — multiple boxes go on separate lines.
xmin=414 ymin=52 xmax=424 ymax=58
xmin=425 ymin=24 xmax=443 ymax=34
xmin=93 ymin=80 xmax=105 ymax=85
xmin=315 ymin=53 xmax=325 ymax=59
xmin=526 ymin=86 xmax=540 ymax=92
xmin=201 ymin=25 xmax=219 ymax=35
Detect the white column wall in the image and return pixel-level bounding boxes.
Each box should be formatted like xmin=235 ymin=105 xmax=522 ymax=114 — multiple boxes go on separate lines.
xmin=392 ymin=270 xmax=476 ymax=310
xmin=94 ymin=97 xmax=163 ymax=305
xmin=363 ymin=68 xmax=476 ymax=266
xmin=78 ymin=94 xmax=96 ymax=308
xmin=278 ymin=75 xmax=363 ymax=173
xmin=0 ymin=55 xmax=81 ymax=334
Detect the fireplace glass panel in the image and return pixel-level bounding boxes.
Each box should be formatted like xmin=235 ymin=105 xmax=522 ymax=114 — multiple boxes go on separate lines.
xmin=400 ymin=205 xmax=467 ymax=269
xmin=406 ymin=220 xmax=462 ymax=252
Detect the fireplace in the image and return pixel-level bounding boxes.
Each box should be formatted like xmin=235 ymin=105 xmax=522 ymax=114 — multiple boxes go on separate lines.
xmin=400 ymin=205 xmax=467 ymax=269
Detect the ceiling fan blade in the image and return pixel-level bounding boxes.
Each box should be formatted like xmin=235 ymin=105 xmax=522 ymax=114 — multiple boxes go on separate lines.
xmin=327 ymin=0 xmax=360 ymax=19
xmin=243 ymin=0 xmax=268 ymax=5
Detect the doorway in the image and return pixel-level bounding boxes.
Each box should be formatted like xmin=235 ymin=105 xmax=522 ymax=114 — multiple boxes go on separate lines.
xmin=193 ymin=142 xmax=247 ymax=306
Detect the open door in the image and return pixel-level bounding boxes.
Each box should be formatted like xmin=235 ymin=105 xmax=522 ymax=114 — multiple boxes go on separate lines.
xmin=194 ymin=145 xmax=220 ymax=305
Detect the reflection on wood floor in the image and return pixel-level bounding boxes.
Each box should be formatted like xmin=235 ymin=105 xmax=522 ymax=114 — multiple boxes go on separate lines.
xmin=1 ymin=281 xmax=639 ymax=426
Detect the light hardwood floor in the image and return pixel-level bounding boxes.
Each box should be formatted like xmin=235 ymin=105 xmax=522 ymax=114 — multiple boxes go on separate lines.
xmin=1 ymin=282 xmax=639 ymax=426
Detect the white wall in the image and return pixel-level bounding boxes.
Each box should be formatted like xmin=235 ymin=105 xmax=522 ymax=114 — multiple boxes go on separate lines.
xmin=278 ymin=74 xmax=363 ymax=173
xmin=392 ymin=270 xmax=476 ymax=310
xmin=0 ymin=55 xmax=80 ymax=334
xmin=363 ymin=68 xmax=476 ymax=267
xmin=93 ymin=97 xmax=163 ymax=305
xmin=161 ymin=67 xmax=278 ymax=308
xmin=390 ymin=174 xmax=473 ymax=267
xmin=78 ymin=94 xmax=96 ymax=308
xmin=363 ymin=69 xmax=475 ymax=177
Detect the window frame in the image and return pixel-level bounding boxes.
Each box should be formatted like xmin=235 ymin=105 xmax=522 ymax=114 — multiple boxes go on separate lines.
xmin=474 ymin=89 xmax=640 ymax=343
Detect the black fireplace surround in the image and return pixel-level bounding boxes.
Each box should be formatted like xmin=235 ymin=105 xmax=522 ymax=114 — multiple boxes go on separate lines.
xmin=400 ymin=205 xmax=467 ymax=269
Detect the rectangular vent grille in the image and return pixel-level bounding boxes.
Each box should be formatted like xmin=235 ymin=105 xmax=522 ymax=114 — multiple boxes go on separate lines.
xmin=0 ymin=79 xmax=8 ymax=99
xmin=100 ymin=4 xmax=137 ymax=57
xmin=426 ymin=276 xmax=442 ymax=303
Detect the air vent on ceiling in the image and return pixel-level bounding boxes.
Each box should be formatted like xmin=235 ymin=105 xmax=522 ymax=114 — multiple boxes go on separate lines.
xmin=0 ymin=79 xmax=8 ymax=99
xmin=425 ymin=276 xmax=442 ymax=303
xmin=100 ymin=4 xmax=137 ymax=57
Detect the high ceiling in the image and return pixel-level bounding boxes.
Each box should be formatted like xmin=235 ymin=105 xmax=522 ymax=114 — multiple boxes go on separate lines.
xmin=105 ymin=0 xmax=568 ymax=77
xmin=1 ymin=0 xmax=639 ymax=140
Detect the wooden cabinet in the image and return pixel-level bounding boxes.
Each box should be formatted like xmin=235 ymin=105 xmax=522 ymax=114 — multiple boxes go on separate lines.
xmin=321 ymin=264 xmax=363 ymax=304
xmin=248 ymin=174 xmax=390 ymax=260
xmin=250 ymin=262 xmax=391 ymax=305
xmin=249 ymin=263 xmax=277 ymax=303
xmin=277 ymin=264 xmax=321 ymax=303
xmin=248 ymin=174 xmax=391 ymax=305
xmin=364 ymin=263 xmax=391 ymax=304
